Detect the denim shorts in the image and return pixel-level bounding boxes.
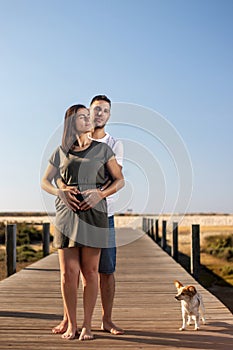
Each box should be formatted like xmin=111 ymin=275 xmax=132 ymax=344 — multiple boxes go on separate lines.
xmin=98 ymin=216 xmax=116 ymax=274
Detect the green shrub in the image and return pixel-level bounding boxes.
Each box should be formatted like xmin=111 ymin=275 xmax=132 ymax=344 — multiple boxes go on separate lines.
xmin=219 ymin=247 xmax=233 ymax=261
xmin=203 ymin=234 xmax=233 ymax=261
xmin=28 ymin=229 xmax=43 ymax=243
xmin=221 ymin=265 xmax=233 ymax=276
xmin=16 ymin=245 xmax=43 ymax=262
xmin=0 ymin=250 xmax=5 ymax=261
xmin=17 ymin=223 xmax=43 ymax=245
xmin=0 ymin=223 xmax=5 ymax=244
xmin=0 ymin=223 xmax=49 ymax=245
xmin=17 ymin=232 xmax=30 ymax=246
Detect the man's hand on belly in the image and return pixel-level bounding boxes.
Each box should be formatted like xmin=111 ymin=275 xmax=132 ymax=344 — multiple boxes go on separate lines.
xmin=79 ymin=189 xmax=104 ymax=210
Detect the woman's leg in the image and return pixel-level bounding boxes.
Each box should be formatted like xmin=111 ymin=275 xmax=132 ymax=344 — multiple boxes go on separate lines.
xmin=79 ymin=247 xmax=101 ymax=340
xmin=58 ymin=247 xmax=80 ymax=340
xmin=52 ymin=307 xmax=68 ymax=334
xmin=52 ymin=280 xmax=81 ymax=334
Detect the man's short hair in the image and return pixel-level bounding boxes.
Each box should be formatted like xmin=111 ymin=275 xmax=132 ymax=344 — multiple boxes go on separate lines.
xmin=90 ymin=95 xmax=111 ymax=107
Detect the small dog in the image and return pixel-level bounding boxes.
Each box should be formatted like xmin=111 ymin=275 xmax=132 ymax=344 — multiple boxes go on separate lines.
xmin=174 ymin=280 xmax=206 ymax=331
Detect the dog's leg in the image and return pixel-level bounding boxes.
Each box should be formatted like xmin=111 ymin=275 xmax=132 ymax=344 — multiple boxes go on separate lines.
xmin=194 ymin=314 xmax=200 ymax=331
xmin=180 ymin=311 xmax=187 ymax=331
xmin=199 ymin=297 xmax=206 ymax=324
xmin=187 ymin=315 xmax=192 ymax=326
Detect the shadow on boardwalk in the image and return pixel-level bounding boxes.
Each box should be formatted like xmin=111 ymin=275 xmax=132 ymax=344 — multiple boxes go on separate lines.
xmin=0 ymin=228 xmax=232 ymax=350
xmin=93 ymin=323 xmax=233 ymax=348
xmin=0 ymin=310 xmax=60 ymax=320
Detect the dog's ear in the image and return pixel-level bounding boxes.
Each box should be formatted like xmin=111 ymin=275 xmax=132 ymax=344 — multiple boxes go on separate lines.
xmin=174 ymin=280 xmax=183 ymax=289
xmin=188 ymin=286 xmax=197 ymax=295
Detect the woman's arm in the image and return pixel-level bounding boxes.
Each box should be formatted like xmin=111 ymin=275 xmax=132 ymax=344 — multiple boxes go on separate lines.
xmin=41 ymin=164 xmax=60 ymax=196
xmin=41 ymin=164 xmax=79 ymax=210
xmin=79 ymin=156 xmax=124 ymax=210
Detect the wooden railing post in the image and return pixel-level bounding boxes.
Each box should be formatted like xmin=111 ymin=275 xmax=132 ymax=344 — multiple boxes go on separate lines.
xmin=142 ymin=217 xmax=146 ymax=232
xmin=146 ymin=218 xmax=150 ymax=235
xmin=6 ymin=224 xmax=17 ymax=277
xmin=144 ymin=218 xmax=147 ymax=233
xmin=161 ymin=220 xmax=167 ymax=249
xmin=43 ymin=223 xmax=50 ymax=257
xmin=144 ymin=217 xmax=147 ymax=233
xmin=191 ymin=224 xmax=200 ymax=279
xmin=172 ymin=222 xmax=178 ymax=261
xmin=147 ymin=218 xmax=151 ymax=237
xmin=155 ymin=219 xmax=159 ymax=243
xmin=150 ymin=219 xmax=154 ymax=239
xmin=150 ymin=219 xmax=154 ymax=241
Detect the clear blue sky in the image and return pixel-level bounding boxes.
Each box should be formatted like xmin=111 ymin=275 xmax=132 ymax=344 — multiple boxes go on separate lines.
xmin=0 ymin=0 xmax=232 ymax=214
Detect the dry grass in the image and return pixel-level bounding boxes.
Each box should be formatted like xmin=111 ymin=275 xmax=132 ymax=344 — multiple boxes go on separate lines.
xmin=164 ymin=225 xmax=233 ymax=286
xmin=0 ymin=242 xmax=55 ymax=281
xmin=0 ymin=245 xmax=34 ymax=280
xmin=155 ymin=225 xmax=233 ymax=312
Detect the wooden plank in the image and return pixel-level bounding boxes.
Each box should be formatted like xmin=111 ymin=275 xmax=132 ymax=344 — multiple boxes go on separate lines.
xmin=0 ymin=228 xmax=232 ymax=350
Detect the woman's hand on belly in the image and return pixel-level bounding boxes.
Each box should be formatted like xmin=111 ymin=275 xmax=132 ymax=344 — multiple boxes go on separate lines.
xmin=58 ymin=187 xmax=80 ymax=211
xmin=79 ymin=188 xmax=104 ymax=211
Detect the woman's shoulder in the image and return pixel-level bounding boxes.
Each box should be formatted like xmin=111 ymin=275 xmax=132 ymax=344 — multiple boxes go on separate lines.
xmin=49 ymin=145 xmax=67 ymax=167
xmin=51 ymin=144 xmax=65 ymax=152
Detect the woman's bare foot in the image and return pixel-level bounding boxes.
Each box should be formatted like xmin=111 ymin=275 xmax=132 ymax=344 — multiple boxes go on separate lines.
xmin=79 ymin=327 xmax=94 ymax=341
xmin=52 ymin=319 xmax=68 ymax=334
xmin=61 ymin=326 xmax=78 ymax=340
xmin=101 ymin=321 xmax=124 ymax=335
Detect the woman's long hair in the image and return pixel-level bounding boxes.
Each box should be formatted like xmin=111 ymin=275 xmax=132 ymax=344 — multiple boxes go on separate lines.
xmin=61 ymin=104 xmax=86 ymax=153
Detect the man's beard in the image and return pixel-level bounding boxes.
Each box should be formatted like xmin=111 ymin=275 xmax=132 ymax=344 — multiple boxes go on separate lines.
xmin=94 ymin=124 xmax=106 ymax=129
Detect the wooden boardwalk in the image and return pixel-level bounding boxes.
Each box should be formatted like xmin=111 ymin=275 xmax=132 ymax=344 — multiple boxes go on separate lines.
xmin=0 ymin=228 xmax=232 ymax=349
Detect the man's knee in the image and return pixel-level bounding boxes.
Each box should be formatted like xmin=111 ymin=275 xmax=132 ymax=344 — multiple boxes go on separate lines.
xmin=100 ymin=272 xmax=115 ymax=286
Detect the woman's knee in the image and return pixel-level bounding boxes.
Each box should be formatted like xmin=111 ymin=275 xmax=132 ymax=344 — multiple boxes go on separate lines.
xmin=61 ymin=267 xmax=78 ymax=285
xmin=82 ymin=267 xmax=98 ymax=283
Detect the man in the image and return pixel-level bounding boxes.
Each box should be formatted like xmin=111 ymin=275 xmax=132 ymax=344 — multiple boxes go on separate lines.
xmin=52 ymin=95 xmax=124 ymax=335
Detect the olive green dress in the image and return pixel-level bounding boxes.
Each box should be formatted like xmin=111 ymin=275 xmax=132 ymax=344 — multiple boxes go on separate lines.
xmin=49 ymin=141 xmax=114 ymax=248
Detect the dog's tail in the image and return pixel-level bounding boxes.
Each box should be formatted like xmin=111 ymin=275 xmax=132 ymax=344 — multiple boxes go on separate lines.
xmin=197 ymin=293 xmax=206 ymax=324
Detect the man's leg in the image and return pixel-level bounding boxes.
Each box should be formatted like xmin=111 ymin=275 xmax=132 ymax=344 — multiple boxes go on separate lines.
xmin=99 ymin=216 xmax=124 ymax=335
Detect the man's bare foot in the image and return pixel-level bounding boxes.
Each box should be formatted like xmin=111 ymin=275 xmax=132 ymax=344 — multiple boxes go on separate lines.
xmin=79 ymin=327 xmax=94 ymax=341
xmin=61 ymin=326 xmax=78 ymax=340
xmin=101 ymin=321 xmax=124 ymax=335
xmin=52 ymin=320 xmax=68 ymax=334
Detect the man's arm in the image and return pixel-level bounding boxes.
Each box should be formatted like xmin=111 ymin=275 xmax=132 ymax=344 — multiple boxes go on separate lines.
xmin=112 ymin=139 xmax=123 ymax=168
xmin=79 ymin=157 xmax=124 ymax=210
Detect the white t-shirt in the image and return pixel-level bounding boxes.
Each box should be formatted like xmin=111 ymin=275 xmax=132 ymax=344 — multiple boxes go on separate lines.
xmin=93 ymin=132 xmax=123 ymax=217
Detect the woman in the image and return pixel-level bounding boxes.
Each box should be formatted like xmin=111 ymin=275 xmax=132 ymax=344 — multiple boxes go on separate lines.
xmin=41 ymin=104 xmax=124 ymax=340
